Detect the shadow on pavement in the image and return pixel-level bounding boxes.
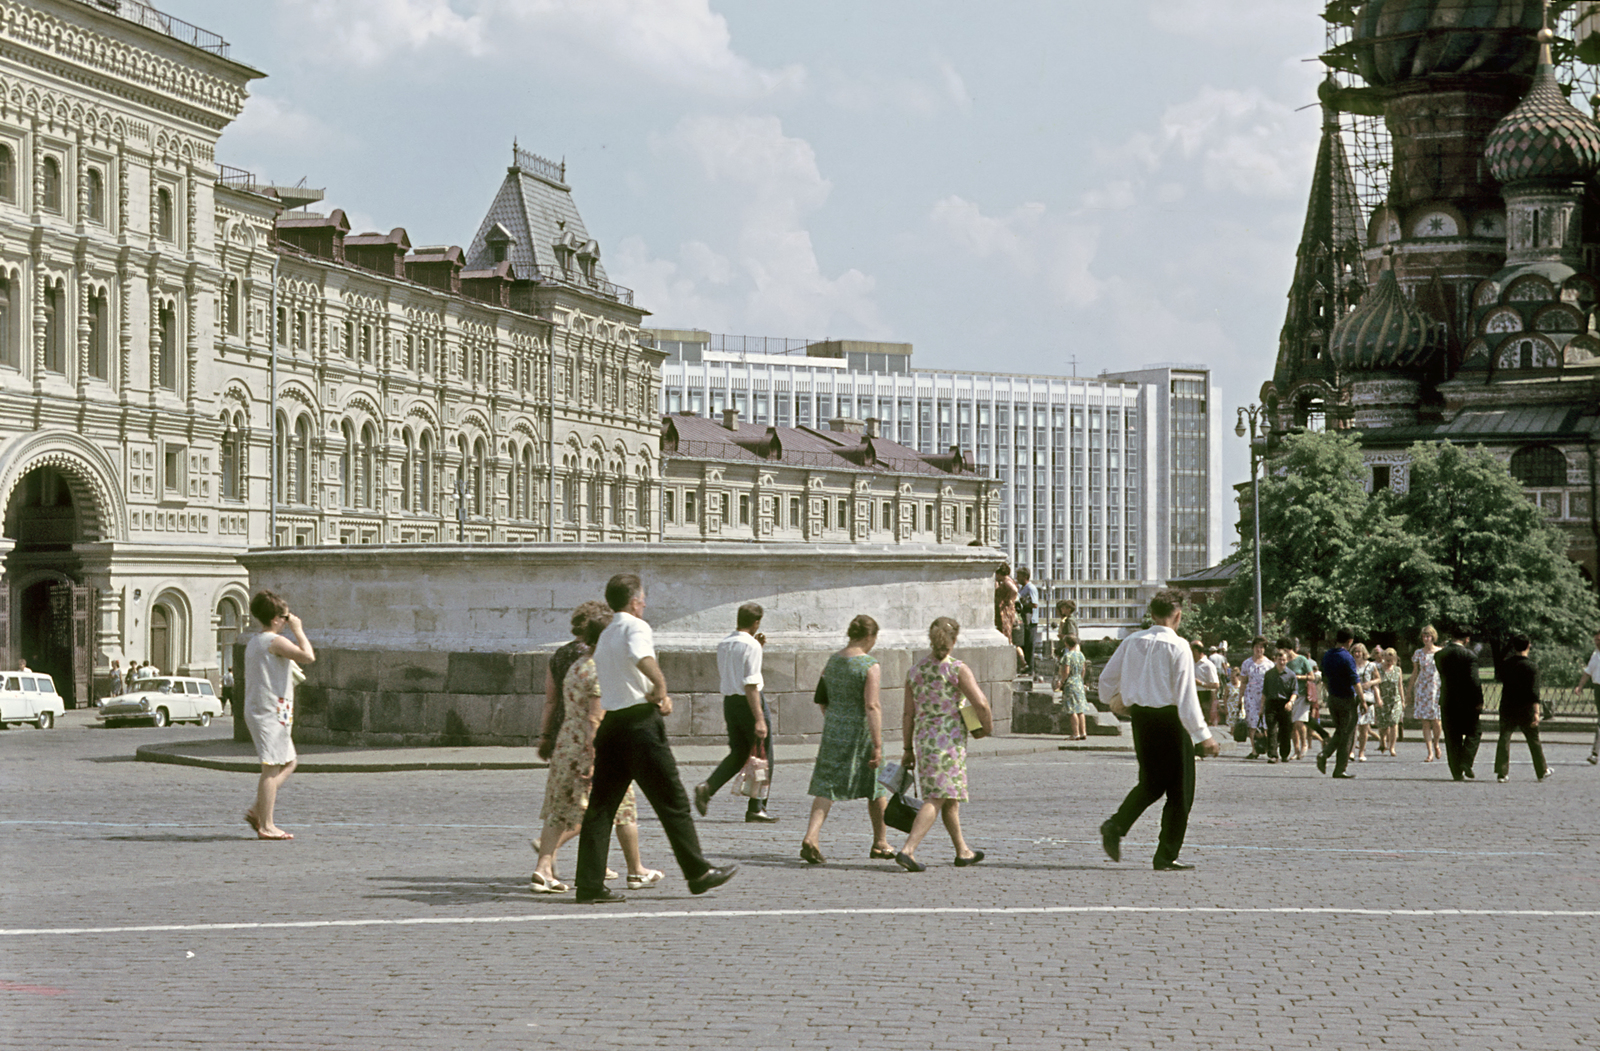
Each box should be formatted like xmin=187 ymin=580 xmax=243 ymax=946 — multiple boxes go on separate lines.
xmin=102 ymin=833 xmax=248 ymax=843
xmin=366 ymin=875 xmax=534 ymax=906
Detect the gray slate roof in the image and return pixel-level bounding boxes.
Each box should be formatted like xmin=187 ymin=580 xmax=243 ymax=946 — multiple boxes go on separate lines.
xmin=464 ymin=154 xmax=610 ymax=284
xmin=1357 ymin=402 xmax=1599 ymax=445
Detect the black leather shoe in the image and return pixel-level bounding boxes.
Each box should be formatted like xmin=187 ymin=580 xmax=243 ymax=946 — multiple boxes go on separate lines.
xmin=1154 ymin=860 xmax=1195 ymax=871
xmin=693 ymin=783 xmax=711 ymax=817
xmin=687 ymin=865 xmax=738 ymax=895
xmin=1332 ymin=772 xmax=1356 ymax=779
xmin=745 ymin=811 xmax=778 ymax=823
xmin=954 ymin=850 xmax=985 ymax=867
xmin=575 ymin=888 xmax=627 ymax=904
xmin=1464 ymin=768 xmax=1475 ymax=780
xmin=1099 ymin=820 xmax=1121 ymax=863
xmin=1316 ymin=754 xmax=1328 ymax=774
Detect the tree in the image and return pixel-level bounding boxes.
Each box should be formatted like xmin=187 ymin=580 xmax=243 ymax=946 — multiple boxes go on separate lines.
xmin=1391 ymin=441 xmax=1600 ymax=671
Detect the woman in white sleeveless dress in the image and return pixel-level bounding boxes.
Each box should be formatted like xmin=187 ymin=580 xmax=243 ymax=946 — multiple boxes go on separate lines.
xmin=243 ymin=590 xmax=315 ymax=841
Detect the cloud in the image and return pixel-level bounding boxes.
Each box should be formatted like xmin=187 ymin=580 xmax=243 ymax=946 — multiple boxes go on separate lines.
xmin=822 ymin=54 xmax=972 ymax=116
xmin=279 ymin=0 xmax=800 ymax=96
xmin=1148 ymin=0 xmax=1320 ymax=43
xmin=610 ymin=115 xmax=883 ymax=336
xmin=929 ymin=196 xmax=1102 ymax=309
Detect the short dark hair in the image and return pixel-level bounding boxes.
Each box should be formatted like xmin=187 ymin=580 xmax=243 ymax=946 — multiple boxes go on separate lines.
xmin=250 ymin=589 xmax=288 ymax=628
xmin=1148 ymin=590 xmax=1183 ymax=619
xmin=1276 ymin=637 xmax=1295 ymax=651
xmin=1017 ymin=566 xmax=1030 ymax=580
xmin=1507 ymin=631 xmax=1531 ymax=653
xmin=1058 ymin=599 xmax=1077 ymax=615
xmin=995 ymin=563 xmax=1011 ymax=578
xmin=1335 ymin=627 xmax=1355 ymax=645
xmin=578 ymin=607 xmax=614 ymax=648
xmin=847 ymin=614 xmax=879 ymax=641
xmin=1251 ymin=635 xmax=1268 ymax=649
xmin=569 ymin=600 xmax=611 ymax=638
xmin=605 ymin=573 xmax=642 ymax=612
xmin=737 ymin=602 xmax=764 ymax=630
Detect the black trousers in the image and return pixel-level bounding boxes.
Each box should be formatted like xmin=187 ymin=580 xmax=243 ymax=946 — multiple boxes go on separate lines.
xmin=576 ymin=703 xmax=709 ymax=896
xmin=1494 ymin=714 xmax=1547 ymax=780
xmin=1261 ymin=701 xmax=1293 ymax=760
xmin=704 ymin=693 xmax=772 ymax=815
xmin=1318 ymin=695 xmax=1359 ymax=776
xmin=1441 ymin=705 xmax=1482 ymax=780
xmin=1107 ymin=704 xmax=1195 ymax=868
xmin=1020 ymin=622 xmax=1036 ymax=670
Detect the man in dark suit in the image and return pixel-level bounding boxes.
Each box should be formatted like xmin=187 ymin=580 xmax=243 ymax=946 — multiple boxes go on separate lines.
xmin=1494 ymin=632 xmax=1552 ymax=783
xmin=1433 ymin=625 xmax=1484 ymax=781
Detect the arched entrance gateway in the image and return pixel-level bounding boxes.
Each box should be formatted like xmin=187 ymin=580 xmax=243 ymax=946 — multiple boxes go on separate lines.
xmin=0 ymin=448 xmax=119 ymax=710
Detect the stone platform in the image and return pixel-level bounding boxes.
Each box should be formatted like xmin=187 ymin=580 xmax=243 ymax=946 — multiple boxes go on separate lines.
xmin=236 ymin=542 xmax=1017 ymax=748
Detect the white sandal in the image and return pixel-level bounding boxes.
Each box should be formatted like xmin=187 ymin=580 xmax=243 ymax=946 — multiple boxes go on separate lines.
xmin=529 ymin=871 xmax=568 ymax=894
xmin=627 ymin=868 xmax=664 ymax=889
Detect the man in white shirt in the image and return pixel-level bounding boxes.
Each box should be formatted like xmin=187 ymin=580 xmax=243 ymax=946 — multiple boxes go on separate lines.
xmin=1016 ymin=568 xmax=1039 ymax=674
xmin=573 ymin=573 xmax=738 ymax=904
xmin=1097 ymin=590 xmax=1219 ymax=871
xmin=1572 ymin=629 xmax=1600 ymax=765
xmin=695 ymin=603 xmax=777 ymax=822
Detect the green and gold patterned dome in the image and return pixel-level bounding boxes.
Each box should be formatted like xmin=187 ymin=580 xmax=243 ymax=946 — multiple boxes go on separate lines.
xmin=1328 ymin=266 xmax=1446 ymax=371
xmin=1485 ymin=52 xmax=1600 ymax=184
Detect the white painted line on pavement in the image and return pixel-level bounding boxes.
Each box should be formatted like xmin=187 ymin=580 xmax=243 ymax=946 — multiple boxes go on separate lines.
xmin=4 ymin=904 xmax=1599 ymax=938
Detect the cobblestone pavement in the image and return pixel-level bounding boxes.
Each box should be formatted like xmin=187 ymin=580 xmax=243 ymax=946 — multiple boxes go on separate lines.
xmin=2 ymin=718 xmax=1597 ymax=1049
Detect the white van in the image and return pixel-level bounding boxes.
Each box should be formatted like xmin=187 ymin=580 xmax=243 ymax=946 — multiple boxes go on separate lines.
xmin=0 ymin=672 xmax=66 ymax=729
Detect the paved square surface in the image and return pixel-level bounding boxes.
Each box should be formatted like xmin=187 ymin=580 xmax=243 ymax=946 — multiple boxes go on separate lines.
xmin=2 ymin=719 xmax=1597 ymax=1049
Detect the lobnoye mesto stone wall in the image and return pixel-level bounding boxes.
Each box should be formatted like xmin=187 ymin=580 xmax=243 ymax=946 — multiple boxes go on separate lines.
xmin=235 ymin=543 xmax=1015 ymax=748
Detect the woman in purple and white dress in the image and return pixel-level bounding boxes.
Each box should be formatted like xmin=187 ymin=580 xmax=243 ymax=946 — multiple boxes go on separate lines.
xmin=1409 ymin=626 xmax=1443 ymax=763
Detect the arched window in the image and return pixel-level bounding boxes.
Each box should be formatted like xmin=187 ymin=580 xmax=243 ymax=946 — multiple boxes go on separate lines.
xmin=42 ymin=282 xmax=65 ymax=373
xmin=0 ymin=275 xmax=11 ymax=369
xmin=293 ymin=416 xmax=311 ymax=504
xmin=157 ymin=304 xmax=176 ymax=390
xmin=418 ymin=430 xmax=433 ymax=512
xmin=223 ymin=278 xmax=239 ymax=337
xmin=42 ymin=157 xmax=61 ymax=212
xmin=339 ymin=421 xmax=355 ymax=508
xmin=589 ymin=469 xmax=603 ymax=526
xmin=274 ymin=413 xmax=288 ymax=504
xmin=1510 ymin=445 xmax=1568 ymax=487
xmin=471 ymin=438 xmax=486 ymax=516
xmin=361 ymin=424 xmax=377 ymax=509
xmin=0 ymin=144 xmax=13 ymax=201
xmin=220 ymin=415 xmax=239 ymax=500
xmin=216 ymin=597 xmax=242 ymax=672
xmin=400 ymin=431 xmax=414 ymax=512
xmin=88 ymin=290 xmax=108 ymax=380
xmin=612 ymin=473 xmax=626 ymax=527
xmin=87 ymin=168 xmax=104 ymax=223
xmin=156 ymin=187 xmax=174 ymax=240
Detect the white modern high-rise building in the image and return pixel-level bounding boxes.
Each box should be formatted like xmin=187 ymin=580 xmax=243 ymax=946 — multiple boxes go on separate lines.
xmin=653 ymin=333 xmax=1226 ymax=635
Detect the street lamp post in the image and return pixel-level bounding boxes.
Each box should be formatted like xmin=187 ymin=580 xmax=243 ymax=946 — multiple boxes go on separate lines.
xmin=1235 ymin=405 xmax=1265 ymax=638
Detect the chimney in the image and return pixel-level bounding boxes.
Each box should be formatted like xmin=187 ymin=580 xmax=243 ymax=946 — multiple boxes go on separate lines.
xmin=828 ymin=417 xmax=864 ymax=435
xmin=722 ymin=408 xmax=740 ymax=431
xmin=864 ymin=417 xmax=881 ymax=438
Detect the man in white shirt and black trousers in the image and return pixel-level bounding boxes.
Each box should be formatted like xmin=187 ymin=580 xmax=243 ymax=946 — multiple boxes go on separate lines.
xmin=573 ymin=573 xmax=738 ymax=904
xmin=1097 ymin=590 xmax=1219 ymax=871
xmin=695 ymin=602 xmax=778 ymax=822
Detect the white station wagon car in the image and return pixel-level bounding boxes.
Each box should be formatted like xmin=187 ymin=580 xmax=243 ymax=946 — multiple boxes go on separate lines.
xmin=97 ymin=676 xmax=220 ymax=727
xmin=0 ymin=672 xmax=66 ymax=729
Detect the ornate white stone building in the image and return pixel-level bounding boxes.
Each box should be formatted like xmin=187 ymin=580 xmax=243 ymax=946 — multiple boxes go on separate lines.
xmin=0 ymin=1 xmax=660 ymax=705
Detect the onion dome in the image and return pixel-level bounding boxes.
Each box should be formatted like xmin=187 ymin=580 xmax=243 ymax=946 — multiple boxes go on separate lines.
xmin=1328 ymin=262 xmax=1445 ymax=371
xmin=1347 ymin=0 xmax=1540 ymax=89
xmin=1485 ymin=37 xmax=1600 ymax=185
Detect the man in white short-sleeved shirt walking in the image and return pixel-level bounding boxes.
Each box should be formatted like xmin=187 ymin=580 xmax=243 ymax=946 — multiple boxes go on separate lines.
xmin=1097 ymin=590 xmax=1220 ymax=871
xmin=1572 ymin=630 xmax=1600 ymax=765
xmin=695 ymin=603 xmax=778 ymax=822
xmin=574 ymin=573 xmax=738 ymax=904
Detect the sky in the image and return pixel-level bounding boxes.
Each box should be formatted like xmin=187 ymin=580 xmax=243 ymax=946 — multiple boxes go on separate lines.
xmin=160 ymin=0 xmax=1332 ymax=497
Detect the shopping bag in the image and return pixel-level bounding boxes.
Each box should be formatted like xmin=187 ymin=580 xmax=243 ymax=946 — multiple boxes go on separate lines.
xmin=730 ymin=741 xmax=770 ymax=800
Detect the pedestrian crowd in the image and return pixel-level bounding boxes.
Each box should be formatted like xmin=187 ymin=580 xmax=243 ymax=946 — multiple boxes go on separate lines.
xmin=223 ymin=573 xmax=1600 ymax=888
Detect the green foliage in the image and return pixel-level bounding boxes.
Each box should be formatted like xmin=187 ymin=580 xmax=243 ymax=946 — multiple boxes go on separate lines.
xmin=1222 ymin=432 xmax=1600 ymax=666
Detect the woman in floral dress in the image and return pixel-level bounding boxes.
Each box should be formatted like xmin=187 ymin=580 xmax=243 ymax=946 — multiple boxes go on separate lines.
xmin=1350 ymin=643 xmax=1380 ymax=761
xmin=1238 ymin=637 xmax=1272 ymax=759
xmin=1373 ymin=647 xmax=1406 ymax=757
xmin=801 ymin=615 xmax=892 ymax=864
xmin=1409 ymin=626 xmax=1443 ymax=763
xmin=1054 ymin=635 xmax=1090 ymax=740
xmin=892 ymin=618 xmax=993 ymax=872
xmin=531 ymin=604 xmax=662 ymax=894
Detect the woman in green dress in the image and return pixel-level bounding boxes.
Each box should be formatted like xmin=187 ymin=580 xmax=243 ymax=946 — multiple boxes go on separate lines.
xmin=1053 ymin=635 xmax=1090 ymax=740
xmin=800 ymin=614 xmax=892 ymax=864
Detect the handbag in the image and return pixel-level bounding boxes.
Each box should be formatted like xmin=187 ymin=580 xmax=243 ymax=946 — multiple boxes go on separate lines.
xmin=884 ymin=784 xmax=924 ymax=834
xmin=1231 ymin=717 xmax=1250 ymax=743
xmin=729 ymin=741 xmax=770 ymax=800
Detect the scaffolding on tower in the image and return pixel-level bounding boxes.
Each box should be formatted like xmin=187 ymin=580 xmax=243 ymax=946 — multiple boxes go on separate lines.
xmin=1319 ymin=1 xmax=1600 ymax=230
